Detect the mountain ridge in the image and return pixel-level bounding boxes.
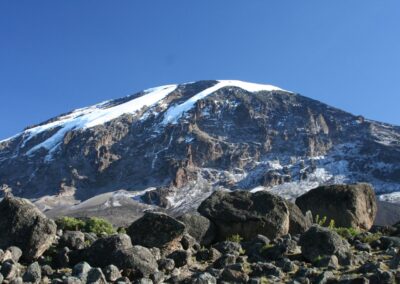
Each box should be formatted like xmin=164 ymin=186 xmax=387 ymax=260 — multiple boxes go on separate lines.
xmin=0 ymin=80 xmax=399 ymax=214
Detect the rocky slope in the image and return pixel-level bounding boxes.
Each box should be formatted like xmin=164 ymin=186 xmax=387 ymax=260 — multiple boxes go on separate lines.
xmin=0 ymin=80 xmax=399 ymax=214
xmin=2 ymin=184 xmax=400 ymax=283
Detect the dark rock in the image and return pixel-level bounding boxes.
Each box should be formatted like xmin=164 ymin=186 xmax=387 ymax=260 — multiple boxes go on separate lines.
xmin=112 ymin=246 xmax=158 ymax=277
xmin=285 ymin=201 xmax=312 ymax=235
xmin=61 ymin=231 xmax=86 ymax=250
xmin=299 ymin=225 xmax=350 ymax=263
xmin=220 ymin=265 xmax=249 ymax=283
xmin=196 ymin=248 xmax=222 ymax=262
xmin=177 ymin=213 xmax=216 ymax=246
xmin=379 ymin=236 xmax=400 ymax=250
xmin=296 ymin=183 xmax=377 ymax=230
xmin=250 ymin=262 xmax=284 ymax=278
xmin=72 ymin=262 xmax=91 ymax=283
xmin=198 ymin=190 xmax=289 ymax=240
xmin=103 ymin=264 xmax=121 ymax=282
xmin=127 ymin=212 xmax=185 ymax=248
xmin=354 ymin=242 xmax=371 ymax=252
xmin=181 ymin=233 xmax=197 ymax=250
xmin=315 ymin=271 xmax=335 ymax=284
xmin=157 ymin=258 xmax=175 ymax=272
xmin=167 ymin=250 xmax=190 ymax=268
xmin=213 ymin=254 xmax=236 ymax=269
xmin=1 ymin=261 xmax=20 ymax=280
xmin=213 ymin=241 xmax=242 ymax=256
xmin=41 ymin=264 xmax=54 ymax=277
xmin=0 ymin=197 xmax=56 ymax=261
xmin=23 ymin=262 xmax=41 ymax=283
xmin=190 ymin=272 xmax=217 ymax=284
xmin=150 ymin=271 xmax=165 ymax=284
xmin=57 ymin=247 xmax=71 ymax=268
xmin=313 ymin=255 xmax=339 ymax=269
xmin=87 ymin=268 xmax=107 ymax=284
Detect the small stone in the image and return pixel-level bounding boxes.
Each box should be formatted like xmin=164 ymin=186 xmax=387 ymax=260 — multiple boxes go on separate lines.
xmin=191 ymin=272 xmax=217 ymax=284
xmin=63 ymin=276 xmax=82 ymax=284
xmin=150 ymin=271 xmax=165 ymax=284
xmin=87 ymin=267 xmax=107 ymax=284
xmin=213 ymin=254 xmax=236 ymax=269
xmin=181 ymin=233 xmax=197 ymax=250
xmin=103 ymin=264 xmax=121 ymax=282
xmin=1 ymin=261 xmax=20 ymax=280
xmin=9 ymin=276 xmax=23 ymax=284
xmin=23 ymin=261 xmax=42 ymax=283
xmin=6 ymin=246 xmax=22 ymax=263
xmin=157 ymin=258 xmax=175 ymax=272
xmin=315 ymin=271 xmax=335 ymax=284
xmin=136 ymin=278 xmax=153 ymax=284
xmin=355 ymin=242 xmax=371 ymax=252
xmin=167 ymin=250 xmax=190 ymax=268
xmin=41 ymin=264 xmax=54 ymax=277
xmin=60 ymin=231 xmax=86 ymax=250
xmin=72 ymin=262 xmax=91 ymax=283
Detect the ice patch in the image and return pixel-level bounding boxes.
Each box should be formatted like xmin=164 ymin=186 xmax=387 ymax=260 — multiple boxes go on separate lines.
xmin=20 ymin=84 xmax=177 ymax=157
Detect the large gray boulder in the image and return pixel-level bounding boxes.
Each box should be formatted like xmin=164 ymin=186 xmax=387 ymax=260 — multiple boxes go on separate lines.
xmin=295 ymin=183 xmax=377 ymax=230
xmin=71 ymin=234 xmax=157 ymax=277
xmin=177 ymin=213 xmax=216 ymax=246
xmin=299 ymin=225 xmax=350 ymax=262
xmin=198 ymin=190 xmax=289 ymax=240
xmin=127 ymin=212 xmax=185 ymax=248
xmin=0 ymin=196 xmax=56 ymax=261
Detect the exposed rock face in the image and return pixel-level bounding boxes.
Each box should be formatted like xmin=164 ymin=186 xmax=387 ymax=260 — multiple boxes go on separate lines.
xmin=198 ymin=190 xmax=290 ymax=240
xmin=296 ymin=183 xmax=378 ymax=230
xmin=177 ymin=213 xmax=216 ymax=246
xmin=1 ymin=80 xmax=400 ymax=215
xmin=0 ymin=196 xmax=56 ymax=261
xmin=299 ymin=225 xmax=351 ymax=262
xmin=127 ymin=212 xmax=186 ymax=248
xmin=285 ymin=200 xmax=312 ymax=235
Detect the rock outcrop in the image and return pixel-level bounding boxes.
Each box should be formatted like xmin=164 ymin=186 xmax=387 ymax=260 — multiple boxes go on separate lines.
xmin=127 ymin=212 xmax=186 ymax=248
xmin=198 ymin=190 xmax=290 ymax=240
xmin=295 ymin=183 xmax=377 ymax=230
xmin=0 ymin=196 xmax=56 ymax=261
xmin=177 ymin=213 xmax=216 ymax=246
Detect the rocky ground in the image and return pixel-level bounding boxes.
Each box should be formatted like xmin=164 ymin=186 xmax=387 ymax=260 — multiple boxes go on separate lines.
xmin=1 ymin=183 xmax=400 ymax=283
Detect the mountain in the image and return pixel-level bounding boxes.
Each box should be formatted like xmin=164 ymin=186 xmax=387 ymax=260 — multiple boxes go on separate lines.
xmin=1 ymin=80 xmax=400 ymax=215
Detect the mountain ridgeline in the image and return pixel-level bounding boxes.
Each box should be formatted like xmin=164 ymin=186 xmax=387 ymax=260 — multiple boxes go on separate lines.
xmin=0 ymin=80 xmax=399 ymax=212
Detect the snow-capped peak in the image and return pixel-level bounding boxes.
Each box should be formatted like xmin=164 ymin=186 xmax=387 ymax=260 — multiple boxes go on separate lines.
xmin=162 ymin=80 xmax=285 ymax=124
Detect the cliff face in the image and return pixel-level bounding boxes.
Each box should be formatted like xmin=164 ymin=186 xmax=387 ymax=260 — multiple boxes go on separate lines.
xmin=0 ymin=80 xmax=399 ymax=211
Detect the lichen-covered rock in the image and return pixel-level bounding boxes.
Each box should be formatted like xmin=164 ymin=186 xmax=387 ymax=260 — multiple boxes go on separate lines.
xmin=127 ymin=212 xmax=185 ymax=248
xmin=60 ymin=231 xmax=86 ymax=250
xmin=299 ymin=225 xmax=351 ymax=262
xmin=22 ymin=262 xmax=42 ymax=284
xmin=0 ymin=196 xmax=56 ymax=261
xmin=198 ymin=190 xmax=289 ymax=240
xmin=295 ymin=183 xmax=377 ymax=230
xmin=177 ymin=213 xmax=216 ymax=246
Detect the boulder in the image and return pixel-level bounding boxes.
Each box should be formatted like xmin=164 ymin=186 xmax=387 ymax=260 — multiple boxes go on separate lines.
xmin=0 ymin=196 xmax=56 ymax=261
xmin=285 ymin=201 xmax=312 ymax=235
xmin=22 ymin=262 xmax=42 ymax=284
xmin=73 ymin=234 xmax=158 ymax=277
xmin=60 ymin=231 xmax=86 ymax=250
xmin=295 ymin=183 xmax=377 ymax=230
xmin=198 ymin=190 xmax=289 ymax=240
xmin=177 ymin=213 xmax=216 ymax=246
xmin=127 ymin=212 xmax=185 ymax=248
xmin=299 ymin=225 xmax=350 ymax=262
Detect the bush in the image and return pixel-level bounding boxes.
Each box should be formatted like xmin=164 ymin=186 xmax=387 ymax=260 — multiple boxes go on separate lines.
xmin=56 ymin=216 xmax=116 ymax=236
xmin=84 ymin=217 xmax=116 ymax=235
xmin=56 ymin=216 xmax=85 ymax=231
xmin=334 ymin=227 xmax=360 ymax=239
xmin=226 ymin=234 xmax=243 ymax=243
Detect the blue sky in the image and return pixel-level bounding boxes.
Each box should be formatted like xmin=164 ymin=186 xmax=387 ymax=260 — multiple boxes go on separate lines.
xmin=1 ymin=1 xmax=399 ymax=140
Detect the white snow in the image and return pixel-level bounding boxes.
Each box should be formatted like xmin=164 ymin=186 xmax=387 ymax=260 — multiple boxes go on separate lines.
xmin=20 ymin=84 xmax=177 ymax=156
xmin=162 ymin=80 xmax=285 ymax=125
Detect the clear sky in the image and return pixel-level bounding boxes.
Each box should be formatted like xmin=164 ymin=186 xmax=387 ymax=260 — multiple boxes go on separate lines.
xmin=1 ymin=1 xmax=399 ymax=140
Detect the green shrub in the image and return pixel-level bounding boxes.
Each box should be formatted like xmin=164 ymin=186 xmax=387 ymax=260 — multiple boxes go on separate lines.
xmin=56 ymin=216 xmax=116 ymax=236
xmin=56 ymin=217 xmax=85 ymax=231
xmin=359 ymin=232 xmax=382 ymax=243
xmin=84 ymin=217 xmax=116 ymax=236
xmin=334 ymin=227 xmax=360 ymax=239
xmin=226 ymin=234 xmax=243 ymax=243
